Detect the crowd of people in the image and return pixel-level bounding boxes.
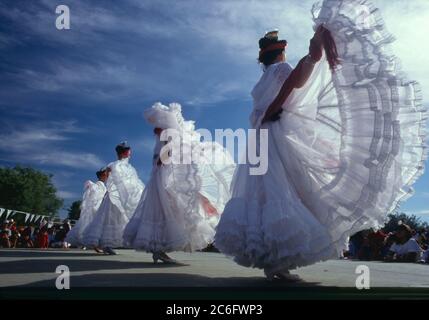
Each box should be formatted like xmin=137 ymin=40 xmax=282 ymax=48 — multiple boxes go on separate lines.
xmin=344 ymin=224 xmax=429 ymax=264
xmin=2 ymin=214 xmax=429 ymax=267
xmin=0 ymin=219 xmax=72 ymax=249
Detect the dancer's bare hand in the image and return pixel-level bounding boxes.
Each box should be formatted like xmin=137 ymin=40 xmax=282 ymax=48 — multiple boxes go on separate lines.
xmin=309 ymin=25 xmax=325 ymax=61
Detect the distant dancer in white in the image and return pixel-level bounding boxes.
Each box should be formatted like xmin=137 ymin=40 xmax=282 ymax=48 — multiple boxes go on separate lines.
xmin=65 ymin=167 xmax=109 ymax=253
xmin=124 ymin=103 xmax=235 ymax=264
xmin=215 ymin=0 xmax=427 ymax=281
xmin=83 ymin=142 xmax=145 ymax=255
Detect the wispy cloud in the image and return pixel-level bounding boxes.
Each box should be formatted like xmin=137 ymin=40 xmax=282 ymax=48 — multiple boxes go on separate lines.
xmin=416 ymin=192 xmax=429 ymax=199
xmin=1 ymin=0 xmax=426 ymax=107
xmin=0 ymin=120 xmax=105 ymax=169
xmin=406 ymin=210 xmax=429 ymax=220
xmin=0 ymin=0 xmax=308 ymax=106
xmin=11 ymin=61 xmax=142 ymax=101
xmin=131 ymin=136 xmax=155 ymax=153
xmin=56 ymin=190 xmax=79 ymax=200
xmin=381 ymin=1 xmax=429 ymax=96
xmin=0 ymin=0 xmax=428 ymax=216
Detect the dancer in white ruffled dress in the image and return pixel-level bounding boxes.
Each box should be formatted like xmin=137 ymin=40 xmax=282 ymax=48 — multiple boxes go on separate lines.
xmin=83 ymin=142 xmax=145 ymax=255
xmin=215 ymin=0 xmax=427 ymax=280
xmin=123 ymin=103 xmax=235 ymax=263
xmin=65 ymin=168 xmax=108 ymax=253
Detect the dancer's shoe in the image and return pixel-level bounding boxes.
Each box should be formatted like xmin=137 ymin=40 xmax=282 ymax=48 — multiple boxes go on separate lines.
xmin=264 ymin=268 xmax=300 ymax=282
xmin=152 ymin=252 xmax=179 ymax=264
xmin=94 ymin=247 xmax=104 ymax=254
xmin=103 ymin=247 xmax=117 ymax=255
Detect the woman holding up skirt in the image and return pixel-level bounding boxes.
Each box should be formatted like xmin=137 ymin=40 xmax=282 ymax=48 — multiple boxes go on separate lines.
xmin=124 ymin=103 xmax=235 ymax=263
xmin=215 ymin=0 xmax=427 ymax=280
xmin=82 ymin=142 xmax=145 ymax=255
xmin=66 ymin=168 xmax=109 ymax=252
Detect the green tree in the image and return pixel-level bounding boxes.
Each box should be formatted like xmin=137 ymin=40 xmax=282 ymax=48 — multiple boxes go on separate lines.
xmin=67 ymin=200 xmax=82 ymax=220
xmin=382 ymin=212 xmax=429 ymax=233
xmin=0 ymin=166 xmax=63 ymax=221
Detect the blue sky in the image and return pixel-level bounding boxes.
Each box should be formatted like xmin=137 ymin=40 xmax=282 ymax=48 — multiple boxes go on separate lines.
xmin=0 ymin=0 xmax=428 ymax=221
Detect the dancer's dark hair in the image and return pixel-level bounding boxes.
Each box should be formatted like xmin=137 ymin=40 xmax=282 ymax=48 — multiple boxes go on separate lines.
xmin=96 ymin=171 xmax=102 ymax=179
xmin=96 ymin=168 xmax=107 ymax=179
xmin=115 ymin=142 xmax=130 ymax=155
xmin=258 ymin=35 xmax=286 ymax=67
xmin=258 ymin=48 xmax=285 ymax=66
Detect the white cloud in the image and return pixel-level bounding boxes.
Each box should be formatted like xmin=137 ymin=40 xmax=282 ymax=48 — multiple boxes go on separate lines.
xmin=406 ymin=210 xmax=429 ymax=223
xmin=1 ymin=0 xmax=428 ymax=107
xmin=31 ymin=152 xmax=104 ymax=169
xmin=0 ymin=121 xmax=105 ymax=169
xmin=379 ymin=0 xmax=429 ymax=104
xmin=131 ymin=136 xmax=155 ymax=153
xmin=56 ymin=190 xmax=79 ymax=200
xmin=417 ymin=192 xmax=429 ymax=198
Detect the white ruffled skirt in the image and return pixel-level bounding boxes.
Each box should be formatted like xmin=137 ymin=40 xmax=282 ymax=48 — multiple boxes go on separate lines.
xmin=215 ymin=0 xmax=427 ymax=271
xmin=65 ymin=182 xmax=106 ymax=247
xmin=123 ymin=163 xmax=216 ymax=252
xmin=66 ymin=211 xmax=97 ymax=247
xmin=82 ymin=194 xmax=129 ymax=248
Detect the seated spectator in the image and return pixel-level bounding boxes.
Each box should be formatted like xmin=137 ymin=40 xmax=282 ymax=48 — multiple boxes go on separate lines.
xmin=381 ymin=232 xmax=396 ymax=258
xmin=9 ymin=226 xmax=20 ymax=248
xmin=22 ymin=226 xmax=34 ymax=248
xmin=421 ymin=250 xmax=429 ymax=264
xmin=63 ymin=219 xmax=71 ymax=233
xmin=37 ymin=225 xmax=49 ymax=249
xmin=62 ymin=220 xmax=71 ymax=248
xmin=347 ymin=230 xmax=365 ymax=259
xmin=357 ymin=230 xmax=372 ymax=260
xmin=415 ymin=229 xmax=428 ymax=249
xmin=32 ymin=227 xmax=39 ymax=244
xmin=50 ymin=221 xmax=72 ymax=249
xmin=385 ymin=224 xmax=423 ymax=262
xmin=368 ymin=229 xmax=387 ymax=260
xmin=9 ymin=219 xmax=17 ymax=232
xmin=47 ymin=227 xmax=56 ymax=247
xmin=0 ymin=221 xmax=11 ymax=248
xmin=51 ymin=226 xmax=66 ymax=248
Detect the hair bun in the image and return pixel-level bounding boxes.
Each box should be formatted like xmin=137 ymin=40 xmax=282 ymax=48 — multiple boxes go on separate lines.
xmin=259 ymin=37 xmax=277 ymax=50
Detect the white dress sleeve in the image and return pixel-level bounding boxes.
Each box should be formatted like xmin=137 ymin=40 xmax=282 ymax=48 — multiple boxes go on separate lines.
xmin=80 ymin=181 xmax=105 ymax=217
xmin=250 ymin=62 xmax=293 ymax=129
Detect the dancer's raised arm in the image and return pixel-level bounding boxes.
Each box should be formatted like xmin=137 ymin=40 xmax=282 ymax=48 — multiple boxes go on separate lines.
xmin=262 ymin=26 xmax=337 ymax=124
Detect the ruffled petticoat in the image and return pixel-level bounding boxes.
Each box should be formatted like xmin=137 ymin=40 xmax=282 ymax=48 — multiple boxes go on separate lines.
xmin=66 ymin=181 xmax=106 ymax=246
xmin=82 ymin=159 xmax=144 ymax=248
xmin=123 ymin=163 xmax=216 ymax=252
xmin=215 ymin=126 xmax=339 ymax=271
xmin=82 ymin=194 xmax=130 ymax=248
xmin=215 ymin=0 xmax=427 ymax=272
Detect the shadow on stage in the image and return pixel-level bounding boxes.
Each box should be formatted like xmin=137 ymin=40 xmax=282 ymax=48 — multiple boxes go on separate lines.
xmin=0 ymin=249 xmax=107 ymax=258
xmin=20 ymin=272 xmax=321 ymax=288
xmin=0 ymin=258 xmax=180 ymax=275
